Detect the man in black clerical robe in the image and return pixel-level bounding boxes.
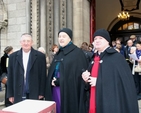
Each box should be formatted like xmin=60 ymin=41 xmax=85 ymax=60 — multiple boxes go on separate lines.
xmin=82 ymin=29 xmax=139 ymax=113
xmin=45 ymin=28 xmax=88 ymax=113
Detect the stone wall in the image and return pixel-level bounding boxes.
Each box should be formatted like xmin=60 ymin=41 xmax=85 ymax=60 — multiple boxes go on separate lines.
xmin=0 ymin=0 xmax=90 ymax=56
xmin=0 ymin=0 xmax=26 ymax=56
xmin=73 ymin=0 xmax=90 ymax=47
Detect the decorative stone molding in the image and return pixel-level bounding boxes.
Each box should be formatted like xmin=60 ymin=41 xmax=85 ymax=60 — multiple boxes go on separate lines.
xmin=0 ymin=0 xmax=8 ymax=29
xmin=60 ymin=0 xmax=66 ymax=28
xmin=120 ymin=0 xmax=140 ymax=11
xmin=46 ymin=0 xmax=54 ymax=53
xmin=30 ymin=0 xmax=40 ymax=48
xmin=0 ymin=20 xmax=7 ymax=29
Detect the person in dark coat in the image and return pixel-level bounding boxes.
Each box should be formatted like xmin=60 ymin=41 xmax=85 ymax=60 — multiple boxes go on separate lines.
xmin=82 ymin=29 xmax=139 ymax=113
xmin=1 ymin=46 xmax=13 ymax=107
xmin=7 ymin=33 xmax=46 ymax=104
xmin=80 ymin=42 xmax=93 ymax=63
xmin=124 ymin=39 xmax=134 ymax=70
xmin=130 ymin=35 xmax=137 ymax=46
xmin=45 ymin=28 xmax=88 ymax=113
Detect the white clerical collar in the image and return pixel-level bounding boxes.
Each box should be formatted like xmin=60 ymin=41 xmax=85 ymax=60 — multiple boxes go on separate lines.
xmin=98 ymin=46 xmax=109 ymax=55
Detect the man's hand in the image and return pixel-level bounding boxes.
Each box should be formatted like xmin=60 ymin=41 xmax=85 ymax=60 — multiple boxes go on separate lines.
xmin=88 ymin=77 xmax=97 ymax=87
xmin=9 ymin=97 xmax=14 ymax=103
xmin=82 ymin=70 xmax=90 ymax=82
xmin=39 ymin=95 xmax=44 ymax=100
xmin=51 ymin=77 xmax=56 ymax=86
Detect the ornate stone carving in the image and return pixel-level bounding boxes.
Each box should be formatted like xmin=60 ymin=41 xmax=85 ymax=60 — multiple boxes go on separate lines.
xmin=30 ymin=0 xmax=40 ymax=48
xmin=60 ymin=0 xmax=66 ymax=28
xmin=0 ymin=0 xmax=8 ymax=29
xmin=47 ymin=0 xmax=54 ymax=53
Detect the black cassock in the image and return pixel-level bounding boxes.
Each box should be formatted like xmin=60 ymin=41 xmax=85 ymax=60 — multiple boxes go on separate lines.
xmin=45 ymin=43 xmax=88 ymax=113
xmin=88 ymin=47 xmax=139 ymax=113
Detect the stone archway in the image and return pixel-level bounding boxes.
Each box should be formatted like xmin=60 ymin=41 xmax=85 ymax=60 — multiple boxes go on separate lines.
xmin=107 ymin=12 xmax=141 ymax=41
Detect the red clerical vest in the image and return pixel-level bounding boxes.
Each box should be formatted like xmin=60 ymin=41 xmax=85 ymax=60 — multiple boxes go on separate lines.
xmin=89 ymin=55 xmax=100 ymax=113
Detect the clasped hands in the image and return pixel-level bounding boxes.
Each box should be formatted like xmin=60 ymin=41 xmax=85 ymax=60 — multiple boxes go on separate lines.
xmin=51 ymin=77 xmax=60 ymax=86
xmin=82 ymin=70 xmax=97 ymax=87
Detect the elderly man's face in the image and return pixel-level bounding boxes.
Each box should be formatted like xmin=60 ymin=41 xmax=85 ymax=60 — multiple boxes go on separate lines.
xmin=93 ymin=36 xmax=109 ymax=52
xmin=58 ymin=32 xmax=71 ymax=47
xmin=20 ymin=35 xmax=33 ymax=53
xmin=127 ymin=40 xmax=133 ymax=47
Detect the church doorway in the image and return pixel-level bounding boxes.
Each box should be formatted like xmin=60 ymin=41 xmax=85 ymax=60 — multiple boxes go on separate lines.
xmin=108 ymin=14 xmax=141 ymax=44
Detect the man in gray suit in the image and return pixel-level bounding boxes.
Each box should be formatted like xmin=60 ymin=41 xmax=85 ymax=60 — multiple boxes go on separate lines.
xmin=7 ymin=33 xmax=46 ymax=104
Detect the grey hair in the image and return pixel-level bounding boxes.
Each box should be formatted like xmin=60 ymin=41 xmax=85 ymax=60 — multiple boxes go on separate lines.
xmin=38 ymin=47 xmax=46 ymax=54
xmin=20 ymin=33 xmax=32 ymax=41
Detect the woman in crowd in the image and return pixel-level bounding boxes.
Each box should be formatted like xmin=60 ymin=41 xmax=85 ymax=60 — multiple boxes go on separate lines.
xmin=49 ymin=44 xmax=59 ymax=64
xmin=1 ymin=46 xmax=13 ymax=107
xmin=130 ymin=41 xmax=141 ymax=99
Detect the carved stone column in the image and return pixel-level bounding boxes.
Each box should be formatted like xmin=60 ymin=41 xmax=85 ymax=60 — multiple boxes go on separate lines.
xmin=66 ymin=0 xmax=73 ymax=29
xmin=60 ymin=0 xmax=66 ymax=28
xmin=53 ymin=0 xmax=60 ymax=44
xmin=73 ymin=0 xmax=90 ymax=46
xmin=40 ymin=0 xmax=47 ymax=51
xmin=46 ymin=0 xmax=54 ymax=54
xmin=30 ymin=0 xmax=40 ymax=48
xmin=26 ymin=0 xmax=31 ymax=33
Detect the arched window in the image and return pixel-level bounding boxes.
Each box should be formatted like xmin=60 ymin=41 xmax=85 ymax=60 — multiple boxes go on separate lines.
xmin=110 ymin=16 xmax=141 ymax=42
xmin=118 ymin=22 xmax=141 ymax=30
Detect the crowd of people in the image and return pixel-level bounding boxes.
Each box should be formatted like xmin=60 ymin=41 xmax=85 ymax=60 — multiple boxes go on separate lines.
xmin=111 ymin=34 xmax=141 ymax=100
xmin=0 ymin=28 xmax=140 ymax=113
